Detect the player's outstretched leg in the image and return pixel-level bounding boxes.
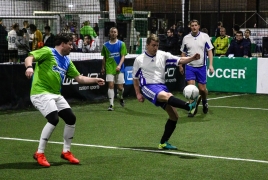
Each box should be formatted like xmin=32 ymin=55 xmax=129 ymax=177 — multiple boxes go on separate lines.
xmin=188 ymin=95 xmax=202 ymax=117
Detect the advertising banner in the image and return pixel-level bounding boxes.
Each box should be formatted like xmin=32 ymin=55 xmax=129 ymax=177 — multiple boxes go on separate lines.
xmin=207 ymin=57 xmax=257 ymax=93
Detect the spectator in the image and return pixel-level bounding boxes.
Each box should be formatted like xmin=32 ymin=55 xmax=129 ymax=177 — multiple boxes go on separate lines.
xmin=93 ymin=23 xmax=99 ymax=36
xmin=213 ymin=27 xmax=229 ymax=56
xmin=201 ymin=28 xmax=208 ymax=34
xmin=22 ymin=20 xmax=30 ymax=34
xmin=176 ymin=21 xmax=184 ymax=37
xmin=225 ymin=30 xmax=251 ymax=58
xmin=8 ymin=23 xmax=19 ymax=63
xmin=164 ymin=28 xmax=179 ymax=55
xmin=232 ymin=24 xmax=240 ymax=40
xmin=80 ymin=21 xmax=97 ymax=40
xmin=71 ymin=33 xmax=83 ymax=52
xmin=244 ymin=29 xmax=253 ymax=57
xmin=43 ymin=26 xmax=55 ymax=48
xmin=215 ymin=21 xmax=223 ymax=37
xmin=29 ymin=24 xmax=43 ymax=51
xmin=15 ymin=29 xmax=30 ymax=63
xmin=0 ymin=19 xmax=8 ymax=63
xmin=82 ymin=35 xmax=96 ymax=53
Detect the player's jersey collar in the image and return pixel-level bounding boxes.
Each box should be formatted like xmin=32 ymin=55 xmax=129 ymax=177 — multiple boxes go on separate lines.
xmin=145 ymin=51 xmax=156 ymax=58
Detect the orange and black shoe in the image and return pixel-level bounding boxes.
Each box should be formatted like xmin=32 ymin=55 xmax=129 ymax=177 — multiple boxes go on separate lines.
xmin=33 ymin=151 xmax=50 ymax=167
xmin=61 ymin=151 xmax=80 ymax=164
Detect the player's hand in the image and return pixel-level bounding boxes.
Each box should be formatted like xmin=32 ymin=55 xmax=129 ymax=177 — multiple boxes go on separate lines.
xmin=136 ymin=93 xmax=145 ymax=102
xmin=193 ymin=53 xmax=200 ymax=60
xmin=25 ymin=67 xmax=34 ymax=79
xmin=116 ymin=65 xmax=121 ymax=72
xmin=96 ymin=78 xmax=105 ymax=85
xmin=209 ymin=65 xmax=214 ymax=74
xmin=179 ymin=65 xmax=184 ymax=75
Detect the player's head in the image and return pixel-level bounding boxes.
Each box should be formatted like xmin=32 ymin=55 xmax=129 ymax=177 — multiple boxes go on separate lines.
xmin=55 ymin=33 xmax=73 ymax=55
xmin=109 ymin=27 xmax=118 ymax=40
xmin=146 ymin=34 xmax=159 ymax=56
xmin=189 ymin=19 xmax=200 ymax=34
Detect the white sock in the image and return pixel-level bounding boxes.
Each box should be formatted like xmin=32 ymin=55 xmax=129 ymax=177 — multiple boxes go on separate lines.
xmin=63 ymin=124 xmax=75 ymax=153
xmin=37 ymin=123 xmax=55 ymax=153
xmin=118 ymin=88 xmax=124 ymax=99
xmin=108 ymin=89 xmax=114 ymax=106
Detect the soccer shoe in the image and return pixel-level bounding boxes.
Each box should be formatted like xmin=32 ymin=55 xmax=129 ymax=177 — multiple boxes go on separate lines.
xmin=188 ymin=95 xmax=202 ymax=117
xmin=108 ymin=105 xmax=114 ymax=111
xmin=158 ymin=141 xmax=177 ymax=150
xmin=61 ymin=151 xmax=80 ymax=164
xmin=33 ymin=151 xmax=50 ymax=167
xmin=120 ymin=99 xmax=125 ymax=107
xmin=203 ymin=103 xmax=209 ymax=114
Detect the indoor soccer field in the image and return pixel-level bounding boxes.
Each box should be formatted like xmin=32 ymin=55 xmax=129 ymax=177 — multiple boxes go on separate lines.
xmin=0 ymin=92 xmax=268 ymax=180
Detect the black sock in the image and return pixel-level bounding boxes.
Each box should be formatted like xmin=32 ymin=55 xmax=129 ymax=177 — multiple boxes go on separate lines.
xmin=160 ymin=119 xmax=177 ymax=144
xmin=167 ymin=96 xmax=189 ymax=111
xmin=202 ymin=99 xmax=207 ymax=106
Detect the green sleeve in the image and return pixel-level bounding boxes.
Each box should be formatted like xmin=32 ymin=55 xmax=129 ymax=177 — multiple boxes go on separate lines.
xmin=66 ymin=61 xmax=80 ymax=78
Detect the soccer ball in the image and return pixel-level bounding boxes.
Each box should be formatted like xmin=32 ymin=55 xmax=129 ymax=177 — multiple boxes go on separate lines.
xmin=183 ymin=85 xmax=199 ymax=100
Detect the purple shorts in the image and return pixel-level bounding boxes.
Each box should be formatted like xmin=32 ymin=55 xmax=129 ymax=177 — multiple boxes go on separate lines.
xmin=141 ymin=84 xmax=168 ymax=108
xmin=185 ymin=65 xmax=207 ymax=84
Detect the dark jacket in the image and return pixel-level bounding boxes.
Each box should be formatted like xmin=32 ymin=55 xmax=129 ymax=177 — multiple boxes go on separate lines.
xmin=0 ymin=24 xmax=8 ymax=50
xmin=226 ymin=38 xmax=251 ymax=57
xmin=43 ymin=33 xmax=55 ymax=48
xmin=164 ymin=36 xmax=179 ymax=55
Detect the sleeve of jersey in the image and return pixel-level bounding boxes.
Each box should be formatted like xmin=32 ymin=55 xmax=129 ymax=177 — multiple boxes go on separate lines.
xmin=66 ymin=61 xmax=80 ymax=78
xmin=120 ymin=42 xmax=128 ymax=56
xmin=132 ymin=59 xmax=140 ymax=79
xmin=165 ymin=52 xmax=180 ymax=66
xmin=29 ymin=46 xmax=50 ymax=62
xmin=205 ymin=34 xmax=214 ymax=50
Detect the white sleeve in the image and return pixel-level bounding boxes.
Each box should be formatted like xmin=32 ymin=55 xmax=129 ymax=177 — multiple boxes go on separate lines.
xmin=78 ymin=39 xmax=83 ymax=49
xmin=132 ymin=58 xmax=140 ymax=79
xmin=89 ymin=41 xmax=96 ymax=51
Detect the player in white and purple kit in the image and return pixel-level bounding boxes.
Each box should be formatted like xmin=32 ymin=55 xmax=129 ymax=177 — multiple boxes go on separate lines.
xmin=132 ymin=34 xmax=202 ymax=150
xmin=180 ymin=19 xmax=214 ymax=116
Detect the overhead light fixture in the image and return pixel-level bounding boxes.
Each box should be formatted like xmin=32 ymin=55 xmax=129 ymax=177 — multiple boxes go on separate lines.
xmin=68 ymin=4 xmax=73 ymax=8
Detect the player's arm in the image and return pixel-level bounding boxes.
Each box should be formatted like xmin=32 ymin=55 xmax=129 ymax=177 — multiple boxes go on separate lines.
xmin=101 ymin=57 xmax=106 ymax=74
xmin=207 ymin=50 xmax=214 ymax=74
xmin=74 ymin=75 xmax=105 ymax=85
xmin=25 ymin=55 xmax=35 ymax=79
xmin=116 ymin=55 xmax=125 ymax=72
xmin=178 ymin=52 xmax=187 ymax=74
xmin=178 ymin=53 xmax=200 ymax=65
xmin=133 ymin=78 xmax=144 ymax=102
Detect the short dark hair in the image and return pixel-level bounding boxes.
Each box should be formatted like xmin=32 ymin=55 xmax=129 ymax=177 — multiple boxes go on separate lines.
xmin=233 ymin=24 xmax=240 ymax=31
xmin=236 ymin=30 xmax=243 ymax=36
xmin=44 ymin=26 xmax=51 ymax=31
xmin=29 ymin=24 xmax=37 ymax=31
xmin=54 ymin=33 xmax=73 ymax=46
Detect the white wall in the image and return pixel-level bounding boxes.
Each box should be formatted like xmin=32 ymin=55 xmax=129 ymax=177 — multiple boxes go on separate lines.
xmin=257 ymin=58 xmax=268 ymax=94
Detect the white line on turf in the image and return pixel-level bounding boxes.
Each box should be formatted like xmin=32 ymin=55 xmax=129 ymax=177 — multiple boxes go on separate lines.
xmin=0 ymin=136 xmax=268 ymax=164
xmin=207 ymin=94 xmax=246 ymax=100
xmin=209 ymin=105 xmax=268 ymax=111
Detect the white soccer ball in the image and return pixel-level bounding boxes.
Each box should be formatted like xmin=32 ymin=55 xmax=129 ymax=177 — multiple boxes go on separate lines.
xmin=183 ymin=85 xmax=199 ymax=100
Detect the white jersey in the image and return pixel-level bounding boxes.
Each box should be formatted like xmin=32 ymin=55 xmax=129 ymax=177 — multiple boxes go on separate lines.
xmin=8 ymin=30 xmax=18 ymax=50
xmin=133 ymin=50 xmax=180 ymax=86
xmin=181 ymin=31 xmax=213 ymax=67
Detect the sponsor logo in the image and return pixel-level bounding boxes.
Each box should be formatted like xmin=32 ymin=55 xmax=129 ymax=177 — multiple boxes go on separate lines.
xmin=165 ymin=67 xmax=177 ymax=83
xmin=63 ymin=73 xmax=101 ymax=90
xmin=207 ymin=68 xmax=246 ymax=79
xmin=124 ymin=66 xmax=133 ymax=85
xmin=52 ymin=65 xmax=66 ymax=76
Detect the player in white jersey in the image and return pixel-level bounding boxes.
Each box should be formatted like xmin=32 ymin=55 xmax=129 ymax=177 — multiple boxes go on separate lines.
xmin=180 ymin=19 xmax=214 ymax=116
xmin=132 ymin=34 xmax=202 ymax=150
xmin=7 ymin=23 xmax=19 ymax=63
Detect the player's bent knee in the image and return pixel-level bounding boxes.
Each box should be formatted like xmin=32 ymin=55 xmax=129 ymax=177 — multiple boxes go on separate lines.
xmin=58 ymin=108 xmax=76 ymax=125
xmin=46 ymin=111 xmax=59 ymax=126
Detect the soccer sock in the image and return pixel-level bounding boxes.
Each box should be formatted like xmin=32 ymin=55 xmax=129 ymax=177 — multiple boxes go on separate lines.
xmin=37 ymin=123 xmax=55 ymax=153
xmin=160 ymin=119 xmax=177 ymax=144
xmin=63 ymin=124 xmax=75 ymax=152
xmin=202 ymin=99 xmax=208 ymax=106
xmin=118 ymin=88 xmax=124 ymax=99
xmin=167 ymin=96 xmax=190 ymax=111
xmin=108 ymin=89 xmax=114 ymax=106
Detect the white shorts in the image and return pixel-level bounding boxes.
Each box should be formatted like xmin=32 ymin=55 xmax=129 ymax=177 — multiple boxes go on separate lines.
xmin=30 ymin=94 xmax=70 ymax=117
xmin=106 ymin=73 xmax=125 ymax=84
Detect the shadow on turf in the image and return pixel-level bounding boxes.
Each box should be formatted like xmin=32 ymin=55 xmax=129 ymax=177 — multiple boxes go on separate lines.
xmin=122 ymin=147 xmax=198 ymax=159
xmin=0 ymin=161 xmax=75 ymax=169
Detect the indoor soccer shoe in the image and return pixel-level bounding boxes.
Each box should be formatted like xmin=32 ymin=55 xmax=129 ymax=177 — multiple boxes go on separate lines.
xmin=188 ymin=95 xmax=201 ymax=117
xmin=120 ymin=99 xmax=125 ymax=107
xmin=108 ymin=105 xmax=114 ymax=111
xmin=61 ymin=151 xmax=80 ymax=164
xmin=33 ymin=152 xmax=50 ymax=167
xmin=158 ymin=141 xmax=177 ymax=150
xmin=203 ymin=103 xmax=209 ymax=114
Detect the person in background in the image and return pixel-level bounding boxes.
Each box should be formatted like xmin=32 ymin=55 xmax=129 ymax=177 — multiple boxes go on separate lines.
xmin=244 ymin=29 xmax=253 ymax=56
xmin=0 ymin=19 xmax=8 ymax=63
xmin=82 ymin=35 xmax=96 ymax=53
xmin=225 ymin=30 xmax=251 ymax=58
xmin=24 ymin=33 xmax=105 ymax=167
xmin=15 ymin=29 xmax=30 ymax=63
xmin=29 ymin=24 xmax=43 ymax=51
xmin=93 ymin=23 xmax=99 ymax=37
xmin=132 ymin=34 xmax=201 ymax=150
xmin=215 ymin=21 xmax=223 ymax=37
xmin=80 ymin=21 xmax=97 ymax=40
xmin=201 ymin=28 xmax=208 ymax=34
xmin=43 ymin=26 xmax=55 ymax=48
xmin=8 ymin=23 xmax=19 ymax=63
xmin=232 ymin=24 xmax=240 ymax=40
xmin=213 ymin=27 xmax=229 ymax=56
xmin=101 ymin=27 xmax=127 ymax=111
xmin=164 ymin=28 xmax=179 ymax=55
xmin=71 ymin=33 xmax=83 ymax=52
xmin=180 ymin=19 xmax=214 ymax=117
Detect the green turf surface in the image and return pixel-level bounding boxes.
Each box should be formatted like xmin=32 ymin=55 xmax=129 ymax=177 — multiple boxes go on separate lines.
xmin=1 ymin=92 xmax=268 ymax=180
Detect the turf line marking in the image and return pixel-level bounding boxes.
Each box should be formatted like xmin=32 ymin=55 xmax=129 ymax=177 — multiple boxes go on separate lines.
xmin=209 ymin=105 xmax=268 ymax=111
xmin=1 ymin=137 xmax=268 ymax=164
xmin=208 ymin=94 xmax=246 ymax=100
